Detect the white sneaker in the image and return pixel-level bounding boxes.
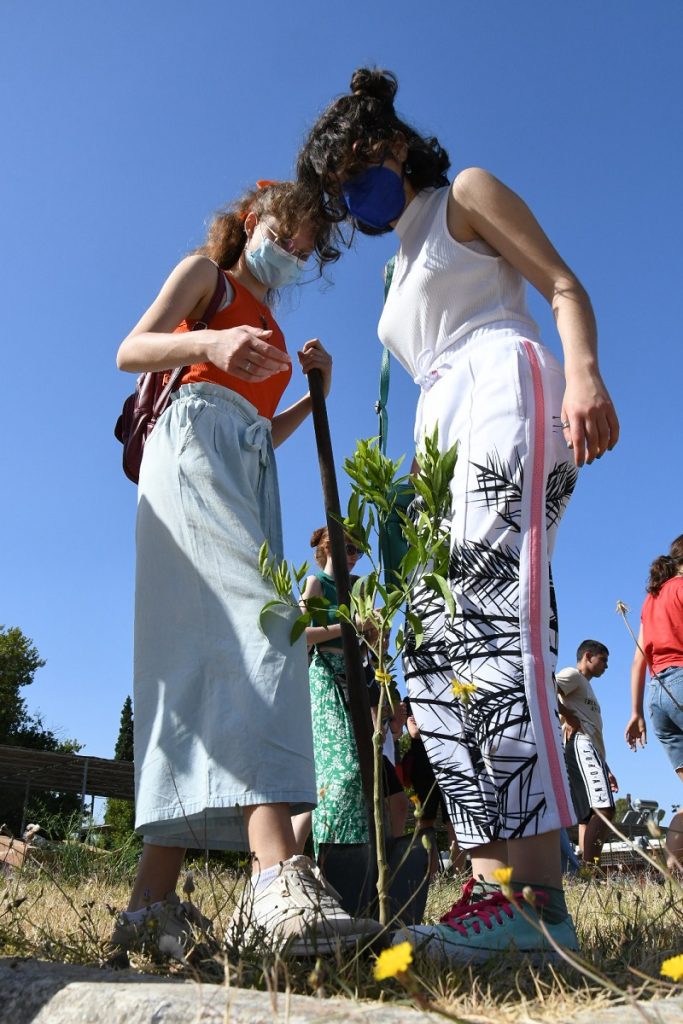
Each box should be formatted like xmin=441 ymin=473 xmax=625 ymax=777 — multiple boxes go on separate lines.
xmin=110 ymin=892 xmax=214 ymax=960
xmin=227 ymin=855 xmax=382 ymax=955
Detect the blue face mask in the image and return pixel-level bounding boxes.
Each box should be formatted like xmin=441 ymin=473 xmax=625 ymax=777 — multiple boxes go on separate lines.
xmin=245 ymin=233 xmax=304 ymax=288
xmin=341 ymin=163 xmax=406 ymax=230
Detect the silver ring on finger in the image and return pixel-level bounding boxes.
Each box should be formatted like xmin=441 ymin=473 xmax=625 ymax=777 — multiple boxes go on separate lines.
xmin=560 ymin=419 xmax=570 ymax=429
xmin=245 ymin=360 xmax=252 ymax=373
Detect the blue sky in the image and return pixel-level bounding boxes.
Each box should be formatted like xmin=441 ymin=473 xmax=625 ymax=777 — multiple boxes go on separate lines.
xmin=2 ymin=2 xmax=682 ymax=822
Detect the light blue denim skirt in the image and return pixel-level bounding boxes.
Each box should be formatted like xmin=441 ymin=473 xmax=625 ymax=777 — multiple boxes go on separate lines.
xmin=133 ymin=382 xmax=315 ymax=850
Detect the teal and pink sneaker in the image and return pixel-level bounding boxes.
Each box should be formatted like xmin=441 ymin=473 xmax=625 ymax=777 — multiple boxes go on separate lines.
xmin=394 ymin=883 xmax=579 ymax=964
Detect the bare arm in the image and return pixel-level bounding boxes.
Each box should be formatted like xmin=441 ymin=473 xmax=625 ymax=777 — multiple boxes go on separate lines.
xmin=271 ymin=339 xmax=332 ymax=447
xmin=449 ymin=168 xmax=619 ymax=467
xmin=557 ymin=698 xmax=582 ymax=737
xmin=116 ymin=255 xmax=291 ymax=381
xmin=625 ymin=624 xmax=648 ymax=750
xmin=556 ymin=669 xmax=581 ymax=736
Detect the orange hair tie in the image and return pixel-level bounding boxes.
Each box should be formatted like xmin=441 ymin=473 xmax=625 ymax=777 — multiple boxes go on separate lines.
xmin=239 ymin=180 xmax=280 ymax=220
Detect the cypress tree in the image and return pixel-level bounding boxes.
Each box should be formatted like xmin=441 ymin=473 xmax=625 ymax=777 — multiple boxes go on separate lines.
xmin=104 ymin=696 xmax=136 ymax=847
xmin=114 ymin=696 xmax=134 ymax=762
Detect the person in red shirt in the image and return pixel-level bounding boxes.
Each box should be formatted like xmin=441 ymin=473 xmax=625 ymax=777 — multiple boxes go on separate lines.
xmin=625 ymin=534 xmax=683 ymax=869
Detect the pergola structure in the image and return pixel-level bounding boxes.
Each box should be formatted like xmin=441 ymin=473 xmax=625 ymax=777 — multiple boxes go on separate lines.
xmin=0 ymin=744 xmax=134 ymax=834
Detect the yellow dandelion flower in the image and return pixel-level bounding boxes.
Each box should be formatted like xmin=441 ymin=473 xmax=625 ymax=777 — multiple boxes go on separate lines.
xmin=661 ymin=954 xmax=683 ymax=981
xmin=374 ymin=669 xmax=393 ymax=687
xmin=616 ymin=600 xmax=629 ymax=616
xmin=493 ymin=867 xmax=513 ymax=885
xmin=374 ymin=941 xmax=414 ymax=981
xmin=451 ymin=678 xmax=477 ymax=704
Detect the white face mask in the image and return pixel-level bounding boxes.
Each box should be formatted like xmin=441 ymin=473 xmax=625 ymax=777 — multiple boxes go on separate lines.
xmin=245 ymin=226 xmax=304 ymax=288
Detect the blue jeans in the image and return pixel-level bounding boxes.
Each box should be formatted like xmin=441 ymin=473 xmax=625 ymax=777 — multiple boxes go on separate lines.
xmin=650 ymin=666 xmax=683 ymax=772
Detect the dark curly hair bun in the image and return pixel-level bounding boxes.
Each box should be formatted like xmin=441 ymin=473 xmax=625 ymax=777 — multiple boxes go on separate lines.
xmin=296 ymin=66 xmax=450 ymax=227
xmin=350 ymin=67 xmax=398 ymax=105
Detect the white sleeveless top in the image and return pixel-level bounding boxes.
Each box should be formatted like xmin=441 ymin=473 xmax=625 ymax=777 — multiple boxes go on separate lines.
xmin=377 ymin=186 xmax=539 ymax=387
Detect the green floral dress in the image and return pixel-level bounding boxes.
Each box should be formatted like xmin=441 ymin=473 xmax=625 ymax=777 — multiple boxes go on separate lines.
xmin=309 ymin=648 xmax=369 ymax=853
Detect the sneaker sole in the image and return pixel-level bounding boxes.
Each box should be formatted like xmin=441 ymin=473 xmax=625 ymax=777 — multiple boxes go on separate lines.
xmin=436 ymin=943 xmax=576 ymax=966
xmin=281 ymin=928 xmax=384 ymax=957
xmin=395 ymin=927 xmax=578 ymax=966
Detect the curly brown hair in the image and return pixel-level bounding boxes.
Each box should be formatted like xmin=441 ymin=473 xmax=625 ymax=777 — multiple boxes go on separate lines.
xmin=297 ymin=67 xmax=450 ymax=230
xmin=195 ymin=181 xmax=341 ymax=274
xmin=309 ymin=526 xmax=361 ymax=569
xmin=647 ymin=534 xmax=683 ymax=596
xmin=310 ymin=526 xmax=330 ymax=568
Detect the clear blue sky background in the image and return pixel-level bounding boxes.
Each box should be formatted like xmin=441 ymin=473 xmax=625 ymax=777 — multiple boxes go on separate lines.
xmin=2 ymin=2 xmax=681 ymax=823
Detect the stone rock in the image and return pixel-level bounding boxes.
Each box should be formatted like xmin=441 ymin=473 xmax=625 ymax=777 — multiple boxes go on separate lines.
xmin=1 ymin=957 xmax=682 ymax=1024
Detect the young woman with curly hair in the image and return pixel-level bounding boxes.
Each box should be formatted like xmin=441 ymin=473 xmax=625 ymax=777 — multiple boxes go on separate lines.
xmin=297 ymin=68 xmax=619 ymax=962
xmin=113 ymin=181 xmax=379 ymax=957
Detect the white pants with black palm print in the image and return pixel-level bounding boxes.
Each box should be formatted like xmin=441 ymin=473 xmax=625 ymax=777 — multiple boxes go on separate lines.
xmin=404 ymin=326 xmax=578 ymax=849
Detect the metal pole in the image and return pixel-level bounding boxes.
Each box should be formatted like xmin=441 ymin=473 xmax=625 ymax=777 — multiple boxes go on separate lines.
xmin=80 ymin=759 xmax=89 ymax=839
xmin=20 ymin=780 xmax=30 ymax=837
xmin=307 ymin=369 xmax=376 ymax=820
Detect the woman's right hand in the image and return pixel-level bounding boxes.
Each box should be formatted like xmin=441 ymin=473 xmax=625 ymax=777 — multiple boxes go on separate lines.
xmin=205 ymin=326 xmax=292 ymax=382
xmin=625 ymin=713 xmax=647 ymax=751
xmin=355 ymin=612 xmax=380 ymax=646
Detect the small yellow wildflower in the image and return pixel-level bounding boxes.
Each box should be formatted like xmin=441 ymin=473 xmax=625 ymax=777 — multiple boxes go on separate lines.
xmin=451 ymin=678 xmax=477 ymax=704
xmin=493 ymin=867 xmax=513 ymax=885
xmin=661 ymin=954 xmax=683 ymax=982
xmin=374 ymin=669 xmax=393 ymax=687
xmin=374 ymin=941 xmax=414 ymax=981
xmin=616 ymin=600 xmax=629 ymax=616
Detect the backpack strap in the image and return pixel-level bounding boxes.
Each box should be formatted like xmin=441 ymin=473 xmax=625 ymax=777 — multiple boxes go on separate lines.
xmin=376 ymin=256 xmax=396 ymax=456
xmin=191 ymin=264 xmax=228 ymax=329
xmin=152 ymin=266 xmax=227 ymax=417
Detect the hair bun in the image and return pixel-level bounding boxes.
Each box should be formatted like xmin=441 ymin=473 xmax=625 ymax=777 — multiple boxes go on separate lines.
xmin=349 ymin=67 xmax=398 ymax=105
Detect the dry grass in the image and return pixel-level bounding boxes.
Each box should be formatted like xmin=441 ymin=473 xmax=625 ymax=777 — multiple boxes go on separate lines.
xmin=2 ymin=844 xmax=683 ymax=1022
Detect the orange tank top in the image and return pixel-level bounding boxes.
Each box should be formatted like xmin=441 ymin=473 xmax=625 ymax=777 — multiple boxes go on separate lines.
xmin=176 ymin=272 xmax=292 ymax=420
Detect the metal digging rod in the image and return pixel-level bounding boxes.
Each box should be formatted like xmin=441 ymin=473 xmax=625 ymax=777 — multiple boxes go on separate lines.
xmin=307 ymin=369 xmax=376 ymax=833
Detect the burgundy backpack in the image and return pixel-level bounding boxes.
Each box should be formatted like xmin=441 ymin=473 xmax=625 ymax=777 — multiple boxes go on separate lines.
xmin=114 ymin=268 xmax=226 ymax=484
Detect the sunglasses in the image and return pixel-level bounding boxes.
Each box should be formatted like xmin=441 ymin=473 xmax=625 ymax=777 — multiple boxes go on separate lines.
xmin=345 ymin=543 xmax=362 ymax=557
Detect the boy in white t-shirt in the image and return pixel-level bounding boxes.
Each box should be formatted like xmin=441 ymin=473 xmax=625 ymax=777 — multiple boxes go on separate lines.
xmin=556 ymin=640 xmax=619 ymax=864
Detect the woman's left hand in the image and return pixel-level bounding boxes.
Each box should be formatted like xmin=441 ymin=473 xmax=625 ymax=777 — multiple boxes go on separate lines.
xmin=298 ymin=338 xmax=332 ymax=398
xmin=561 ymin=370 xmax=619 ymax=467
